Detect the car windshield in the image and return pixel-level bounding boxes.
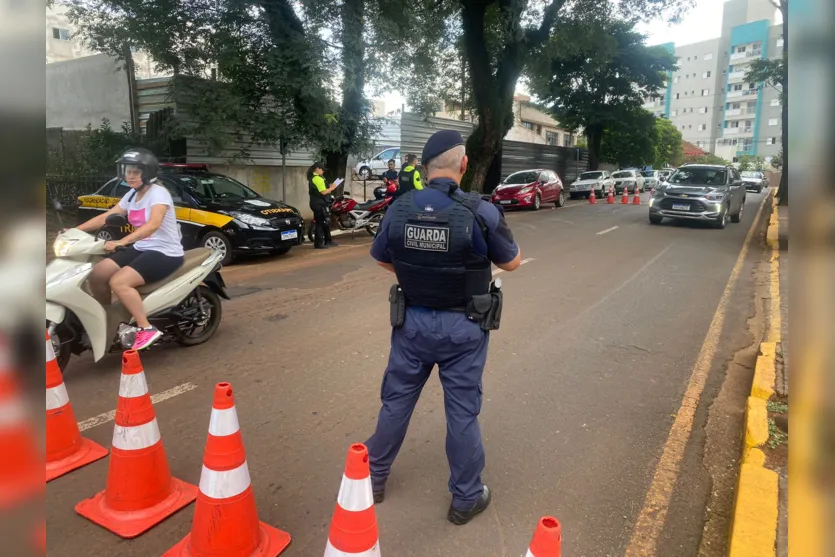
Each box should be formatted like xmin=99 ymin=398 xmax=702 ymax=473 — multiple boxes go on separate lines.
xmin=741 ymin=171 xmax=763 ymax=178
xmin=504 ymin=171 xmax=539 ymax=184
xmin=578 ymin=172 xmax=603 ymax=180
xmin=640 ymin=171 xmax=656 ymax=177
xmin=175 ymin=174 xmax=260 ymax=200
xmin=668 ymin=168 xmax=728 ymax=185
xmin=612 ymin=171 xmax=633 ymax=178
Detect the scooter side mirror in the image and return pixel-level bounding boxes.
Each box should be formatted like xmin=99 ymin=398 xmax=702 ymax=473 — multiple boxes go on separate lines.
xmin=105 ymin=214 xmax=128 ymax=227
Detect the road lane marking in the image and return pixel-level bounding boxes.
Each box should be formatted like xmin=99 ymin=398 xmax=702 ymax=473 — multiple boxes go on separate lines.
xmin=77 ymin=382 xmax=198 ymax=432
xmin=492 ymin=257 xmax=535 ymax=276
xmin=624 ymin=193 xmax=769 ymax=556
xmin=596 ymin=226 xmax=619 ymax=235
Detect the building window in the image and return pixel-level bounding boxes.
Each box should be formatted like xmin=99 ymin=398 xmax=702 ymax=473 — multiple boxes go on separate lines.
xmin=659 ymin=95 xmax=665 ymax=102
xmin=674 ymin=76 xmax=679 ymax=83
xmin=698 ymin=124 xmax=706 ymax=131
xmin=701 ymin=89 xmax=709 ymax=96
xmin=546 ymin=131 xmax=559 ymax=146
xmin=777 ymin=38 xmax=784 ymax=48
xmin=676 ymin=93 xmax=680 ymax=99
xmin=729 ymin=121 xmax=740 ymax=128
xmin=688 ymin=125 xmax=692 ymax=129
xmin=771 ymin=98 xmax=780 ymax=107
xmin=722 ymin=69 xmax=727 ymax=75
xmin=768 ymin=118 xmax=779 ymax=126
xmin=704 ymin=53 xmax=713 ymax=61
xmin=687 ymin=56 xmax=691 ymax=61
xmin=52 ymin=28 xmax=71 ymax=41
xmin=522 ymin=121 xmax=534 ymax=130
xmin=700 ymin=107 xmax=708 ymax=113
xmin=767 ymin=137 xmax=777 ymax=145
xmin=671 ymin=110 xmax=678 ymax=116
xmin=703 ymin=71 xmax=712 ymax=78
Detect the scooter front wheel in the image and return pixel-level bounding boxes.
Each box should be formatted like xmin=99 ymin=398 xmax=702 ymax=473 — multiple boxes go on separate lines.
xmin=173 ymin=287 xmax=222 ymax=346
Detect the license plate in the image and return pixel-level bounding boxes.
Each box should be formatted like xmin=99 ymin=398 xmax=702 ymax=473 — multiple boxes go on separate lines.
xmin=281 ymin=230 xmax=298 ymax=240
xmin=672 ymin=204 xmax=690 ymax=211
xmin=499 ymin=200 xmax=511 ymax=205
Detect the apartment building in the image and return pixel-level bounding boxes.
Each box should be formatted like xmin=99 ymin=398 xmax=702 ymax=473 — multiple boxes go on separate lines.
xmin=643 ymin=0 xmax=783 ymax=161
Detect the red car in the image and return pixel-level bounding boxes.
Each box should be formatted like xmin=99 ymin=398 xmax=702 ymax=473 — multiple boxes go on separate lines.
xmin=491 ymin=169 xmax=566 ymax=210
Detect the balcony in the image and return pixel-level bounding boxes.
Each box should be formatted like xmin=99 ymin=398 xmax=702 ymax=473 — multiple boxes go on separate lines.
xmin=724 ymin=128 xmax=739 ymax=135
xmin=730 ymin=49 xmax=763 ymax=62
xmin=725 ymin=108 xmax=742 ymax=116
xmin=725 ymin=108 xmax=754 ymax=119
xmin=727 ymin=89 xmax=758 ymax=99
xmin=730 ymin=51 xmax=747 ymax=61
xmin=728 ymin=70 xmax=746 ymax=82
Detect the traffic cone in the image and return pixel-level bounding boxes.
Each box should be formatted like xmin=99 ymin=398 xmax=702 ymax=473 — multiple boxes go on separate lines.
xmin=588 ymin=188 xmax=597 ymax=204
xmin=620 ymin=185 xmax=629 ymax=204
xmin=606 ymin=185 xmax=615 ymax=204
xmin=525 ymin=516 xmax=562 ymax=557
xmin=324 ymin=443 xmax=381 ymax=557
xmin=75 ymin=350 xmax=198 ymax=538
xmin=0 ymin=333 xmax=42 ymax=509
xmin=163 ymin=382 xmax=291 ymax=557
xmin=46 ymin=331 xmax=108 ymax=482
xmin=632 ymin=185 xmax=642 ymax=205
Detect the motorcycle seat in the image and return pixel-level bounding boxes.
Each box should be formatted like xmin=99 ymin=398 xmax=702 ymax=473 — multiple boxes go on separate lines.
xmin=136 ymin=247 xmax=214 ymax=295
xmin=354 ymin=199 xmax=379 ymax=211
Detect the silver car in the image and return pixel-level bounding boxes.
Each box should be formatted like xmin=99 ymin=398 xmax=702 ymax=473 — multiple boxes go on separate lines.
xmin=640 ymin=170 xmax=661 ymax=190
xmin=612 ymin=169 xmax=645 ymax=195
xmin=648 ymin=164 xmax=747 ymax=229
xmin=569 ymin=170 xmax=615 ymax=199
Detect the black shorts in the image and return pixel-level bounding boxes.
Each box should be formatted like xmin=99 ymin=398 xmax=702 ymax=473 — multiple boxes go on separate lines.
xmin=108 ymin=246 xmax=184 ymax=284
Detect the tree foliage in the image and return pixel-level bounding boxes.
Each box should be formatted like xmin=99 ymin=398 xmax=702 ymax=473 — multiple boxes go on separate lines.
xmin=600 ymin=109 xmax=658 ymax=169
xmin=48 ymin=119 xmax=150 ymax=175
xmin=528 ymin=16 xmax=677 ymax=170
xmin=737 ymin=154 xmax=766 ymax=172
xmin=685 ymin=152 xmax=731 ymax=166
xmin=653 ymin=117 xmax=683 ymax=168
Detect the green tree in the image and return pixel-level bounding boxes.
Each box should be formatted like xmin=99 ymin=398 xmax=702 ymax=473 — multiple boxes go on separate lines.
xmin=770 ymin=149 xmax=783 ymax=170
xmin=745 ymin=0 xmax=787 ymax=205
xmin=527 ymin=16 xmax=678 ymax=170
xmin=737 ymin=154 xmax=766 ymax=172
xmin=653 ymin=118 xmax=683 ymax=168
xmin=685 ymin=153 xmax=731 ymax=166
xmin=599 ymin=109 xmax=658 ymax=168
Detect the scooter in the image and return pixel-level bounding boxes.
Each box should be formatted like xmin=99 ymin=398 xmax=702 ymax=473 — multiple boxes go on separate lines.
xmin=307 ymin=181 xmax=396 ymax=241
xmin=46 ymin=214 xmax=229 ymax=370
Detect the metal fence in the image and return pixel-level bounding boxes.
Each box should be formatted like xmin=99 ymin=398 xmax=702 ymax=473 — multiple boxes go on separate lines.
xmin=46 ymin=175 xmax=112 ymax=212
xmin=500 ymin=141 xmax=589 ymax=184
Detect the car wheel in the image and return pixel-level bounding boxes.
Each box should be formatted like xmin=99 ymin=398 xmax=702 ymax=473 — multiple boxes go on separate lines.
xmin=555 ymin=190 xmax=566 ymax=207
xmin=649 ymin=214 xmax=663 ymax=225
xmin=269 ymin=245 xmax=292 ymax=256
xmin=757 ymin=186 xmax=763 ymax=193
xmin=714 ymin=206 xmax=729 ymax=229
xmin=202 ymin=230 xmax=233 ymax=266
xmin=731 ymin=200 xmax=744 ymax=223
xmin=531 ymin=194 xmax=541 ymax=211
xmin=358 ymin=166 xmax=371 ymax=180
xmin=95 ymin=229 xmax=114 ymax=242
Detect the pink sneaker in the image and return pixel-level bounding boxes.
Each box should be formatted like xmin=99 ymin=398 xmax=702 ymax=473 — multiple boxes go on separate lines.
xmin=133 ymin=327 xmax=162 ymax=351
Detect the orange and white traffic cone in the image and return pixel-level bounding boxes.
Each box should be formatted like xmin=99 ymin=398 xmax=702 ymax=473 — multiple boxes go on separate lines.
xmin=525 ymin=516 xmax=562 ymax=557
xmin=620 ymin=185 xmax=629 ymax=204
xmin=75 ymin=350 xmax=198 ymax=538
xmin=632 ymin=185 xmax=642 ymax=205
xmin=164 ymin=382 xmax=291 ymax=557
xmin=46 ymin=331 xmax=108 ymax=482
xmin=606 ymin=185 xmax=615 ymax=204
xmin=588 ymin=188 xmax=597 ymax=204
xmin=324 ymin=443 xmax=381 ymax=557
xmin=0 ymin=334 xmax=41 ymax=509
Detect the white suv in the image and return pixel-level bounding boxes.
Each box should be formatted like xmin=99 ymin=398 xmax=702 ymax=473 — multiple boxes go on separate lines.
xmin=354 ymin=147 xmax=401 ymax=180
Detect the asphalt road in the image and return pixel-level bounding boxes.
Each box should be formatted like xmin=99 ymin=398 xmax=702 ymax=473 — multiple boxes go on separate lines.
xmin=47 ymin=190 xmax=770 ymax=557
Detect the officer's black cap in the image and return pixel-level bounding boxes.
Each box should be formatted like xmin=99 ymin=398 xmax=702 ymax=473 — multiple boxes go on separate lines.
xmin=422 ymin=130 xmax=465 ymax=167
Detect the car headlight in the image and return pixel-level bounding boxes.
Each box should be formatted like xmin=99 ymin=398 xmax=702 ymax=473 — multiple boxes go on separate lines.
xmin=53 ymin=237 xmax=79 ymax=257
xmin=229 ymin=211 xmax=273 ymax=228
xmin=705 ymin=193 xmax=725 ymax=202
xmin=46 ymin=263 xmax=92 ymax=289
xmin=519 ymin=186 xmax=533 ymax=194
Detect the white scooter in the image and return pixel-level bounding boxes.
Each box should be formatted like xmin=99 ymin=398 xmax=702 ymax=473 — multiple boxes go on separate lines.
xmin=46 ymin=215 xmax=229 ymax=370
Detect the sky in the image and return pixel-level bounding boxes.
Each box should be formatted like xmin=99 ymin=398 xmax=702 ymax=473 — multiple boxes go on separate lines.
xmin=379 ymin=0 xmax=732 ymax=112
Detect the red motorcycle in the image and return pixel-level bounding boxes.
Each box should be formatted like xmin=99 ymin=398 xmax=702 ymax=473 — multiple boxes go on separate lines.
xmin=307 ymin=180 xmax=396 ymax=241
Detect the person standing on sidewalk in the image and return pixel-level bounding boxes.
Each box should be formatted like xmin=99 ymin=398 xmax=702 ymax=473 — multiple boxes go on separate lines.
xmin=365 ymin=130 xmax=521 ymax=525
xmin=394 ymin=154 xmax=422 ymax=198
xmin=308 ymin=162 xmax=339 ymax=249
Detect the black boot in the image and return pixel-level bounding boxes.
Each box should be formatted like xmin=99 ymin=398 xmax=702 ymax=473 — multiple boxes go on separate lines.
xmin=371 ymin=477 xmax=386 ymax=504
xmin=447 ymin=485 xmax=491 ymax=525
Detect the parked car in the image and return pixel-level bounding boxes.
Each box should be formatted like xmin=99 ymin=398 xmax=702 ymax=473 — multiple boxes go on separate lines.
xmin=640 ymin=170 xmax=661 ymax=190
xmin=648 ymin=164 xmax=747 ymax=229
xmin=77 ymin=164 xmax=305 ymax=266
xmin=568 ymin=170 xmax=615 ymax=199
xmin=491 ymin=169 xmax=565 ymax=210
xmin=612 ymin=169 xmax=645 ymax=195
xmin=354 ymin=147 xmax=401 ymax=180
xmin=740 ymin=170 xmax=768 ymax=193
xmin=658 ymin=169 xmax=673 ymax=183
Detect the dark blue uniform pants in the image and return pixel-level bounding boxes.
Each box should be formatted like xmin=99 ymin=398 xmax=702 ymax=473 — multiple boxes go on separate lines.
xmin=365 ymin=307 xmax=489 ymax=510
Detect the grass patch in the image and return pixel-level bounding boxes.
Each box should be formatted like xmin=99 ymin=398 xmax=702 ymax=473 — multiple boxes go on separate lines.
xmin=767 ymin=417 xmax=788 ymax=449
xmin=767 ymin=401 xmax=788 ymax=414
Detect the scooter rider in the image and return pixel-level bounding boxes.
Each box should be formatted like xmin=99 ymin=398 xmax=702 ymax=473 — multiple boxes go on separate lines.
xmin=74 ymin=148 xmax=185 ymax=351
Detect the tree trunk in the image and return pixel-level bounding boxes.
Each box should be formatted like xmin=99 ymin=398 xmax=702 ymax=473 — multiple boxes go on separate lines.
xmin=585 ymin=125 xmax=604 ymax=170
xmin=777 ymin=0 xmax=788 ymax=205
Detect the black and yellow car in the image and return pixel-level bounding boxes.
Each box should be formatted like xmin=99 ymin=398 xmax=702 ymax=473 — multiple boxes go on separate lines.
xmin=77 ymin=164 xmax=305 ymax=265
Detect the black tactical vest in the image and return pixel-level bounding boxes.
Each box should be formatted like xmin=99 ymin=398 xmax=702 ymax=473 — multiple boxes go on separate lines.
xmin=309 ymin=176 xmax=326 ymax=206
xmin=386 ymin=188 xmax=492 ymax=309
xmin=397 ymin=167 xmax=418 ymax=194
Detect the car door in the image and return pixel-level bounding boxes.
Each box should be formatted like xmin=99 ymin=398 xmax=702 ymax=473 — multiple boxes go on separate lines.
xmin=539 ymin=171 xmax=554 ymax=201
xmin=729 ymin=168 xmax=744 ymax=212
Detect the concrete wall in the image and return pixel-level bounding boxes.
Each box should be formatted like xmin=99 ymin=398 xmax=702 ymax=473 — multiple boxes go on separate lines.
xmin=46 ymin=54 xmax=131 ymax=130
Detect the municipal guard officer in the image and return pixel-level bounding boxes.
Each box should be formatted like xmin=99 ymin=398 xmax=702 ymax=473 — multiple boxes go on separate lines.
xmin=365 ymin=130 xmax=521 ymax=525
xmin=394 ymin=154 xmax=422 ymax=198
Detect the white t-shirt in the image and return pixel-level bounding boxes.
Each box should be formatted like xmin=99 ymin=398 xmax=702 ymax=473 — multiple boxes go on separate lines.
xmin=118 ymin=183 xmax=184 ymax=257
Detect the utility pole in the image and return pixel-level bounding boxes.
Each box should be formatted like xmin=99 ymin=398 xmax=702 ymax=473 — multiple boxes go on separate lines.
xmin=121 ymin=43 xmax=139 ymax=134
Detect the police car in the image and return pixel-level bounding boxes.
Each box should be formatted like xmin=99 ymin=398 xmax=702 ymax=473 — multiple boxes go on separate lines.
xmin=76 ymin=164 xmax=305 ymax=266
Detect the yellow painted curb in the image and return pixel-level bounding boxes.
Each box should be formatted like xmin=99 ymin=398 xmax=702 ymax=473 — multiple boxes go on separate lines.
xmin=743 ymin=447 xmax=766 ymax=466
xmin=745 ymin=397 xmax=769 ymax=449
xmin=766 ymin=204 xmax=779 ymax=248
xmin=729 ymin=462 xmax=779 ymax=557
xmin=752 ymin=342 xmax=777 ymax=400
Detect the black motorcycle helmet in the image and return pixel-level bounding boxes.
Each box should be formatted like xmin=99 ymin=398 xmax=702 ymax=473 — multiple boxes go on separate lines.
xmin=116 ymin=148 xmax=159 ymax=186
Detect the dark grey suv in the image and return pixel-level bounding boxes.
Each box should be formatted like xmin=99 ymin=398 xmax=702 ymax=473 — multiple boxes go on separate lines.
xmin=648 ymin=164 xmax=747 ymax=229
